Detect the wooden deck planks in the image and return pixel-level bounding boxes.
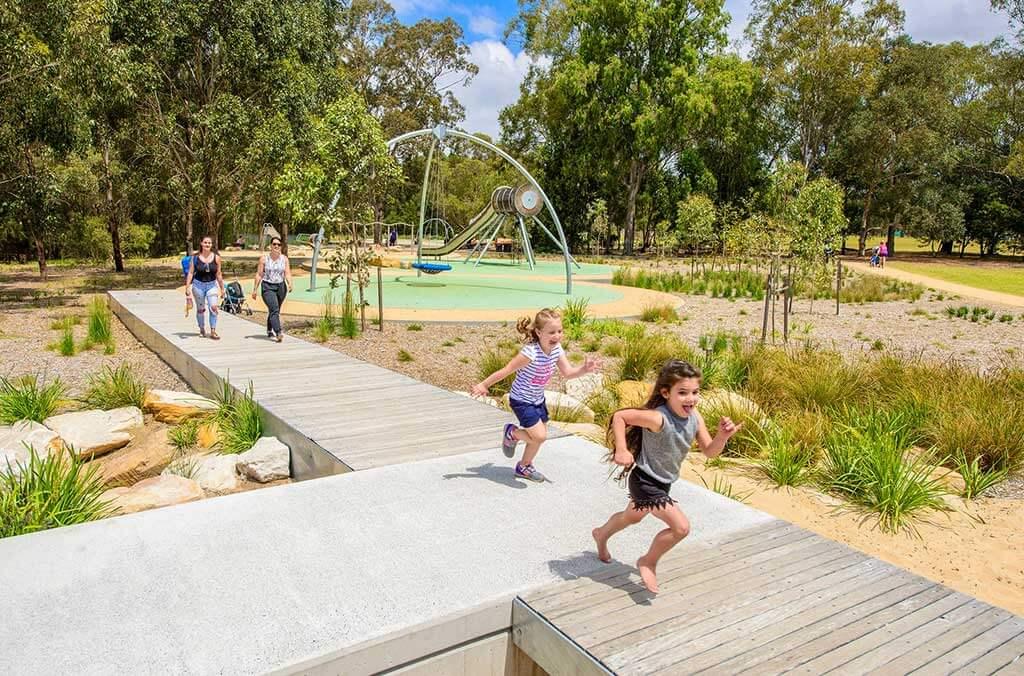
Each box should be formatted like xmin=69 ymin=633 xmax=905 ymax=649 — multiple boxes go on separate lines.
xmin=111 ymin=290 xmax=517 ymax=471
xmin=514 ymin=519 xmax=1024 ymax=675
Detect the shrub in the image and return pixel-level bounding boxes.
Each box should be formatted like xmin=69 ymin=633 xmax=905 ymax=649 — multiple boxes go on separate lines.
xmin=616 ymin=328 xmax=681 ymax=381
xmin=954 ymin=451 xmax=1010 ymax=500
xmin=213 ymin=382 xmax=263 ymax=454
xmin=819 ymin=408 xmax=946 ymax=534
xmin=81 ymin=364 xmax=147 ymax=410
xmin=925 ymin=377 xmax=1024 ymax=472
xmin=999 ymin=314 xmax=1014 ymax=323
xmin=640 ymin=304 xmax=679 ymax=323
xmin=0 ymin=376 xmax=67 ymax=424
xmin=756 ymin=426 xmax=816 ymax=487
xmin=0 ymin=447 xmax=115 ymax=538
xmin=588 ymin=318 xmax=631 ymax=339
xmin=168 ymin=418 xmax=200 ymax=452
xmin=614 ymin=267 xmax=765 ymax=300
xmin=85 ymin=297 xmax=114 ymax=350
xmin=56 ymin=325 xmax=76 ymax=356
xmin=698 ymin=474 xmax=751 ymax=503
xmin=406 ymin=324 xmax=423 ymax=331
xmin=164 ymin=451 xmax=201 ymax=480
xmin=49 ymin=316 xmax=81 ymax=331
xmin=747 ymin=349 xmax=867 ymax=414
xmin=397 ymin=349 xmax=414 ymax=362
xmin=561 ymin=298 xmax=590 ymax=339
xmin=338 ymin=291 xmax=358 ymax=339
xmin=476 ymin=343 xmax=519 ymax=396
xmin=313 ymin=317 xmax=333 ymax=343
xmin=834 ymin=274 xmax=923 ymax=303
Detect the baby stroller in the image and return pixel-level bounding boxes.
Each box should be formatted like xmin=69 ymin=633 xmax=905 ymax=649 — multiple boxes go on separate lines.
xmin=221 ymin=281 xmax=252 ymax=315
xmin=869 ymin=248 xmax=881 ymax=267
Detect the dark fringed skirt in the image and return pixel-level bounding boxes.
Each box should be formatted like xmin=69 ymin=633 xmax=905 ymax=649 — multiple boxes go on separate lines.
xmin=628 ymin=467 xmax=676 ymax=511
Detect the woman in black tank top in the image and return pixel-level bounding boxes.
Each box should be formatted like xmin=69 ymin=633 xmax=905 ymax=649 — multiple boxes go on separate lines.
xmin=184 ymin=236 xmax=225 ymax=339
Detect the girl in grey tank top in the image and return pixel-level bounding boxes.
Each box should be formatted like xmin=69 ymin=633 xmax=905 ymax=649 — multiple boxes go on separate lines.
xmin=591 ymin=360 xmax=744 ymax=593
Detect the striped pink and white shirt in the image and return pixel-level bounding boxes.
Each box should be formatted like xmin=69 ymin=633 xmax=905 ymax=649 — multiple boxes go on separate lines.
xmin=509 ymin=342 xmax=564 ymax=404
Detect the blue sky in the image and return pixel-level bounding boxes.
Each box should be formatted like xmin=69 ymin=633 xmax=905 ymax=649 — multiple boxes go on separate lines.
xmin=389 ymin=0 xmax=1014 ymax=138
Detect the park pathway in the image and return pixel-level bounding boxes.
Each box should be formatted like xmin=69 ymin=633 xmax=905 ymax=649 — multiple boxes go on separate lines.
xmin=845 ymin=260 xmax=1024 ymax=308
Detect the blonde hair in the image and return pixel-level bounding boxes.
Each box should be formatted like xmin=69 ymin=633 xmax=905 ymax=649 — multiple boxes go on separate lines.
xmin=516 ymin=308 xmax=562 ymax=344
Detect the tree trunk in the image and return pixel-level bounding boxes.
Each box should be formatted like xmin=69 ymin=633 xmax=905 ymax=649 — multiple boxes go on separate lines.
xmin=185 ymin=199 xmax=194 ymax=254
xmin=857 ymin=191 xmax=873 ymax=256
xmin=886 ymin=223 xmax=896 ymax=258
xmin=34 ymin=236 xmax=47 ymax=280
xmin=939 ymin=239 xmax=953 ymax=255
xmin=623 ymin=159 xmax=643 ymax=255
xmin=281 ymin=220 xmax=289 ymax=256
xmin=205 ymin=195 xmax=218 ymax=249
xmin=103 ymin=143 xmax=125 ymax=272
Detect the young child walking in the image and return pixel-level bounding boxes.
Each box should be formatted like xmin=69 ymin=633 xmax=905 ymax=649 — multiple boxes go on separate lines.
xmin=472 ymin=308 xmax=600 ymax=482
xmin=592 ymin=360 xmax=742 ymax=593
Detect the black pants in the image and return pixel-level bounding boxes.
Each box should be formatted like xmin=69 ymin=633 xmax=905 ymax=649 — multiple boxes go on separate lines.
xmin=261 ymin=281 xmax=287 ymax=335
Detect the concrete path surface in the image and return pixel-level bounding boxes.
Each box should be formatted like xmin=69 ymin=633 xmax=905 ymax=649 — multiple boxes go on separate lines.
xmin=0 ymin=436 xmax=772 ymax=675
xmin=845 ymin=260 xmax=1024 ymax=308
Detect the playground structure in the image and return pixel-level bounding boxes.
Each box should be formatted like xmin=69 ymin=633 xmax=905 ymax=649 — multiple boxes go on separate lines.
xmin=307 ymin=124 xmax=576 ymax=293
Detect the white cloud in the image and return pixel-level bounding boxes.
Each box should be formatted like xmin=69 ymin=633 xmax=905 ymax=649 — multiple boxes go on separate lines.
xmin=456 ymin=40 xmax=545 ymax=139
xmin=469 ymin=15 xmax=502 ymax=39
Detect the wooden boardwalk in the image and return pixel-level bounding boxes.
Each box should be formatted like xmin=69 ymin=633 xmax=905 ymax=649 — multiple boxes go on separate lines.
xmin=109 ymin=290 xmax=547 ymax=477
xmin=513 ymin=520 xmax=1024 ymax=675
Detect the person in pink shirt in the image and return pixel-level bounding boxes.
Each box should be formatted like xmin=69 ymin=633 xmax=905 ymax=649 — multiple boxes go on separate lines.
xmin=878 ymin=241 xmax=889 ymax=267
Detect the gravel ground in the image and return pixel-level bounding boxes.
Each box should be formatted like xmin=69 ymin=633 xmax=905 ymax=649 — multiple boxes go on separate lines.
xmin=2 ymin=299 xmax=189 ymax=398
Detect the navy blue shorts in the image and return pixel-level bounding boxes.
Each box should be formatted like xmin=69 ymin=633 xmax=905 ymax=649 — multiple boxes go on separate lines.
xmin=509 ymin=397 xmax=549 ymax=428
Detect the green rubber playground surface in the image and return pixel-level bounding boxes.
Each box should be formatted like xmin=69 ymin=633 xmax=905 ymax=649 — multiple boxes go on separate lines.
xmin=249 ymin=260 xmax=622 ymax=310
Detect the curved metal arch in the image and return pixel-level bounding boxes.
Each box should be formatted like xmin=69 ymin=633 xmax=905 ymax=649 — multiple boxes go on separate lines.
xmin=387 ymin=126 xmax=573 ymax=294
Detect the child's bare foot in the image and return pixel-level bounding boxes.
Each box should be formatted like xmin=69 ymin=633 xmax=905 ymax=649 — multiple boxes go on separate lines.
xmin=637 ymin=556 xmax=659 ymax=593
xmin=592 ymin=528 xmax=611 ymax=563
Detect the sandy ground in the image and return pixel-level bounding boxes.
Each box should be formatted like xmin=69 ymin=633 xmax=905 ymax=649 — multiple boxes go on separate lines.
xmin=681 ymin=456 xmax=1024 ymax=616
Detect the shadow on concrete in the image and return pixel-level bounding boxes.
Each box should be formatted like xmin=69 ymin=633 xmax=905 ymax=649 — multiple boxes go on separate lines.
xmin=172 ymin=331 xmax=203 ymax=339
xmin=546 ymin=552 xmax=653 ymax=605
xmin=442 ymin=462 xmax=528 ymax=489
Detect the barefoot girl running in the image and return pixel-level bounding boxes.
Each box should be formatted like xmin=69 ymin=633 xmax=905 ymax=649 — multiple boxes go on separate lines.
xmin=472 ymin=308 xmax=600 ymax=482
xmin=592 ymin=360 xmax=742 ymax=593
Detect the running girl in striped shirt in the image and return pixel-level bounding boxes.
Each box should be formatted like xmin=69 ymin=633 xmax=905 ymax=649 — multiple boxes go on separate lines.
xmin=472 ymin=308 xmax=600 ymax=482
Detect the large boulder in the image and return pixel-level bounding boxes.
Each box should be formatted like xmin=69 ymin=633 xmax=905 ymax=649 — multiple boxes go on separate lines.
xmin=90 ymin=426 xmax=177 ymax=487
xmin=101 ymin=475 xmax=204 ymax=515
xmin=197 ymin=420 xmax=220 ymax=449
xmin=44 ymin=407 xmax=144 ymax=459
xmin=615 ymin=380 xmax=653 ymax=409
xmin=699 ymin=390 xmax=768 ymax=428
xmin=235 ymin=437 xmax=290 ymax=483
xmin=557 ymin=422 xmax=607 ymax=446
xmin=501 ymin=391 xmax=596 ymax=423
xmin=143 ymin=390 xmax=217 ymax=423
xmin=192 ymin=453 xmax=242 ymax=494
xmin=565 ymin=373 xmax=606 ymax=402
xmin=0 ymin=421 xmax=64 ymax=474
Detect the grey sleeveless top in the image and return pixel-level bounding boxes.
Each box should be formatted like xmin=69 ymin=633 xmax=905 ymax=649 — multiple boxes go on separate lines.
xmin=635 ymin=404 xmax=699 ymax=483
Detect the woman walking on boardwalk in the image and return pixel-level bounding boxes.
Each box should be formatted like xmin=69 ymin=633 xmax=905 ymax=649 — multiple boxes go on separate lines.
xmin=184 ymin=236 xmax=225 ymax=339
xmin=251 ymin=236 xmax=293 ymax=342
xmin=592 ymin=360 xmax=742 ymax=593
xmin=472 ymin=308 xmax=600 ymax=483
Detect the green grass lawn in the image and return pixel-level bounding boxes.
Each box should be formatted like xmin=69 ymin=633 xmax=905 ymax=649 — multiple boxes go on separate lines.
xmin=888 ymin=262 xmax=1024 ymax=297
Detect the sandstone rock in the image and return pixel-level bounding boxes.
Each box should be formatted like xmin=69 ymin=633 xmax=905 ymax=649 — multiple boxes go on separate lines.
xmin=0 ymin=421 xmax=63 ymax=474
xmin=90 ymin=426 xmax=177 ymax=487
xmin=193 ymin=453 xmax=242 ymax=494
xmin=700 ymin=390 xmax=768 ymax=428
xmin=565 ymin=373 xmax=606 ymax=402
xmin=615 ymin=380 xmax=653 ymax=409
xmin=197 ymin=420 xmax=220 ymax=449
xmin=557 ymin=422 xmax=607 ymax=446
xmin=143 ymin=390 xmax=217 ymax=423
xmin=235 ymin=437 xmax=290 ymax=483
xmin=44 ymin=407 xmax=144 ymax=459
xmin=101 ymin=475 xmax=204 ymax=515
xmin=453 ymin=391 xmax=501 ymax=408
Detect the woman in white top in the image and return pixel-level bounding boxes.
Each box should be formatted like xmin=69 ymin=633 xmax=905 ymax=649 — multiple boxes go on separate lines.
xmin=251 ymin=235 xmax=293 ymax=342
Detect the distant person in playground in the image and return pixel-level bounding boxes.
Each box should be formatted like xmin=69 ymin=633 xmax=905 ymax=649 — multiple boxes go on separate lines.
xmin=878 ymin=240 xmax=889 ymax=267
xmin=388 ymin=228 xmax=398 ymax=248
xmin=251 ymin=236 xmax=293 ymax=342
xmin=184 ymin=236 xmax=225 ymax=340
xmin=471 ymin=308 xmax=600 ymax=482
xmin=591 ymin=360 xmax=742 ymax=593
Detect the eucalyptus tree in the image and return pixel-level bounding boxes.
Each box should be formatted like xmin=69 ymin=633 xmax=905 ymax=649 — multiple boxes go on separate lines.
xmin=506 ymin=0 xmax=733 ymax=255
xmin=747 ymin=0 xmax=904 ymax=176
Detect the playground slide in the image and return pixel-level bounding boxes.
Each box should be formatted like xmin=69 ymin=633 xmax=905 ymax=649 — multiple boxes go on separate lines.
xmin=419 ymin=205 xmax=500 ymax=258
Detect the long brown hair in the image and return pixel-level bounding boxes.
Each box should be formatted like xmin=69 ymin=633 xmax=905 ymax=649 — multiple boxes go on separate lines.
xmin=516 ymin=308 xmax=561 ymax=344
xmin=603 ymin=360 xmax=702 ymax=473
